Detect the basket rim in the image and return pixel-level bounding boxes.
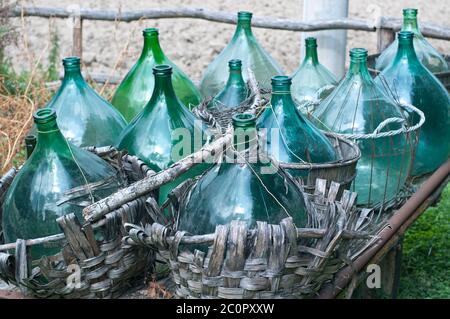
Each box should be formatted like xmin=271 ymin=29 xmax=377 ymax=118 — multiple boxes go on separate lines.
xmin=0 ymin=146 xmax=153 ymax=253
xmin=278 ymin=132 xmax=361 ymax=170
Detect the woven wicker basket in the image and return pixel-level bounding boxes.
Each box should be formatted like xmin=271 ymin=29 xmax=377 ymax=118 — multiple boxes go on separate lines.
xmin=0 ymin=146 xmax=157 ymax=298
xmin=194 ymin=70 xmax=360 ymax=198
xmin=279 ymin=132 xmax=360 ymax=197
xmin=124 ymin=178 xmax=381 ymax=299
xmin=367 ymin=53 xmax=450 ymax=92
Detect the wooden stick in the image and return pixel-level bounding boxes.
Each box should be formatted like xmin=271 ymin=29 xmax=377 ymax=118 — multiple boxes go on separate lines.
xmin=0 ymin=233 xmax=65 ymax=252
xmin=82 ymin=134 xmax=233 ymax=223
xmin=71 ymin=16 xmax=83 ymax=58
xmin=377 ymin=17 xmax=396 ymax=52
xmin=123 ymin=227 xmax=371 ymax=247
xmin=7 ymin=6 xmax=450 ymax=40
xmin=0 ymin=224 xmax=371 ymax=252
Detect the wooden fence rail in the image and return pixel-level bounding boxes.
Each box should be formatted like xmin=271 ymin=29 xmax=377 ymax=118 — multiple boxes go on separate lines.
xmin=5 ymin=5 xmax=450 ymax=82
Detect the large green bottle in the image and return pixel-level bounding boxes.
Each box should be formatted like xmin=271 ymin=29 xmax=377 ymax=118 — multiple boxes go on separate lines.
xmin=257 ymin=75 xmax=337 ymax=175
xmin=313 ymin=48 xmax=412 ymax=206
xmin=208 ymin=59 xmax=249 ymax=110
xmin=376 ymin=8 xmax=449 ymax=73
xmin=116 ymin=65 xmax=210 ymax=203
xmin=376 ymin=31 xmax=450 ymax=176
xmin=45 ymin=57 xmax=126 ymax=147
xmin=2 ymin=109 xmax=122 ymax=259
xmin=200 ymin=11 xmax=283 ymax=97
xmin=177 ymin=113 xmax=307 ymax=236
xmin=111 ymin=28 xmax=202 ymax=122
xmin=291 ymin=37 xmax=337 ymax=113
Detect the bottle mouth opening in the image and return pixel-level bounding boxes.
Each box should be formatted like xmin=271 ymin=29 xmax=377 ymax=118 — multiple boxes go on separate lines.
xmin=143 ymin=28 xmax=159 ymax=37
xmin=232 ymin=113 xmax=256 ymax=127
xmin=398 ymin=31 xmax=414 ymax=40
xmin=228 ymin=59 xmax=242 ymax=69
xmin=271 ymin=75 xmax=292 ymax=86
xmin=305 ymin=37 xmax=317 ymax=48
xmin=25 ymin=134 xmax=36 ymax=143
xmin=349 ymin=48 xmax=368 ymax=60
xmin=403 ymin=8 xmax=418 ymax=18
xmin=62 ymin=56 xmax=81 ymax=67
xmin=153 ymin=64 xmax=172 ymax=76
xmin=238 ymin=11 xmax=253 ymax=21
xmin=34 ymin=108 xmax=57 ymax=124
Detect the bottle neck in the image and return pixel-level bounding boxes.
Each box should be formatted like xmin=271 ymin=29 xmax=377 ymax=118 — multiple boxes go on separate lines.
xmin=150 ymin=74 xmax=178 ymax=102
xmin=395 ymin=38 xmax=420 ymax=63
xmin=226 ymin=68 xmax=246 ymax=86
xmin=141 ymin=35 xmax=165 ymax=62
xmin=303 ymin=45 xmax=319 ymax=65
xmin=270 ymin=84 xmax=296 ymax=107
xmin=35 ymin=120 xmax=68 ymax=151
xmin=25 ymin=135 xmax=37 ymax=159
xmin=402 ymin=17 xmax=422 ymax=36
xmin=233 ymin=19 xmax=253 ymax=38
xmin=348 ymin=58 xmax=372 ymax=80
xmin=62 ymin=65 xmax=84 ymax=82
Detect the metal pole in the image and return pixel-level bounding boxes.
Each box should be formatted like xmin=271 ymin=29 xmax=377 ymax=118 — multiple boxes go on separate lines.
xmin=317 ymin=159 xmax=450 ymax=298
xmin=301 ymin=0 xmax=349 ymax=79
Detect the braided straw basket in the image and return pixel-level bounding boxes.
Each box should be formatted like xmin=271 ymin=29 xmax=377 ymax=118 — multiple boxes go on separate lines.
xmin=124 ymin=179 xmax=382 ymax=299
xmin=0 ymin=147 xmax=157 ymax=298
xmin=279 ymin=133 xmax=360 ymax=197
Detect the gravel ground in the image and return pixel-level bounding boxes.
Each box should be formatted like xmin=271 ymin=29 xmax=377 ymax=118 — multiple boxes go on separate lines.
xmin=4 ymin=0 xmax=450 ymax=81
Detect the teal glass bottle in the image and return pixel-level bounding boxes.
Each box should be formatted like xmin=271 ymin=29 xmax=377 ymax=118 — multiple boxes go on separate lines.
xmin=314 ymin=48 xmax=412 ymax=206
xmin=111 ymin=28 xmax=202 ymax=122
xmin=376 ymin=8 xmax=449 ymax=73
xmin=177 ymin=113 xmax=307 ymax=236
xmin=257 ymin=75 xmax=337 ymax=175
xmin=116 ymin=65 xmax=210 ymax=203
xmin=45 ymin=57 xmax=127 ymax=147
xmin=2 ymin=109 xmax=122 ymax=259
xmin=200 ymin=11 xmax=283 ymax=97
xmin=376 ymin=31 xmax=450 ymax=176
xmin=25 ymin=135 xmax=37 ymax=159
xmin=208 ymin=59 xmax=249 ymax=110
xmin=291 ymin=37 xmax=337 ymax=113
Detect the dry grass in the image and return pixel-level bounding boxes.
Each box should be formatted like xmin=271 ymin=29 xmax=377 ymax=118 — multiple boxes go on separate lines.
xmin=0 ymin=82 xmax=51 ymax=174
xmin=0 ymin=5 xmax=125 ymax=174
xmin=0 ymin=4 xmax=52 ymax=173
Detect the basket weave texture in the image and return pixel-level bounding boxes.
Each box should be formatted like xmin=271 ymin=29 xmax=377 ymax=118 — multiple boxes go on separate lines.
xmin=124 ymin=179 xmax=380 ymax=299
xmin=0 ymin=147 xmax=157 ymax=298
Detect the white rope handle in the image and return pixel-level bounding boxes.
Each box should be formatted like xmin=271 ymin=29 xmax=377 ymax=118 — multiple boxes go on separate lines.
xmin=327 ymin=103 xmax=425 ymax=140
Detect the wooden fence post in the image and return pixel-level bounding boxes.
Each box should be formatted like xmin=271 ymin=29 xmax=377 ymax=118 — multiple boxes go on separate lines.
xmin=72 ymin=15 xmax=83 ymax=58
xmin=377 ymin=27 xmax=395 ymax=53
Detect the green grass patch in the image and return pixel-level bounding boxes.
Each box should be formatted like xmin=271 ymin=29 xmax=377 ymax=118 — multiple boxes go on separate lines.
xmin=398 ymin=184 xmax=450 ymax=299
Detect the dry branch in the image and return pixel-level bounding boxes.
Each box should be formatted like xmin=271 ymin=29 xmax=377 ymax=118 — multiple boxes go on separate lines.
xmin=82 ymin=134 xmax=233 ymax=223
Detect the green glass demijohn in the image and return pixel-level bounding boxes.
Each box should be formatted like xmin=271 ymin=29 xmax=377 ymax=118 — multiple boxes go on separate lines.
xmin=111 ymin=28 xmax=202 ymax=122
xmin=376 ymin=8 xmax=449 ymax=73
xmin=291 ymin=37 xmax=338 ymax=113
xmin=116 ymin=65 xmax=211 ymax=203
xmin=2 ymin=109 xmax=122 ymax=259
xmin=200 ymin=11 xmax=283 ymax=97
xmin=257 ymin=75 xmax=337 ymax=175
xmin=208 ymin=59 xmax=249 ymax=110
xmin=45 ymin=57 xmax=127 ymax=147
xmin=376 ymin=31 xmax=450 ymax=177
xmin=177 ymin=113 xmax=307 ymax=236
xmin=313 ymin=48 xmax=412 ymax=206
